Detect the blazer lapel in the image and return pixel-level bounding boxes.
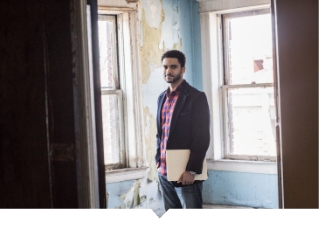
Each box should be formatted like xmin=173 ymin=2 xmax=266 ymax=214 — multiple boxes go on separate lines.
xmin=157 ymin=91 xmax=166 ymax=136
xmin=169 ymin=81 xmax=188 ymax=138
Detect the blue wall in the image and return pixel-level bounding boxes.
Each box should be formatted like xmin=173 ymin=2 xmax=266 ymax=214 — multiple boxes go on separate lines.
xmin=178 ymin=0 xmax=203 ymax=90
xmin=160 ymin=0 xmax=202 ymax=89
xmin=203 ymin=170 xmax=279 ymax=208
xmin=190 ymin=0 xmax=203 ymax=91
xmin=183 ymin=0 xmax=279 ymax=209
xmin=106 ymin=180 xmax=135 ymax=209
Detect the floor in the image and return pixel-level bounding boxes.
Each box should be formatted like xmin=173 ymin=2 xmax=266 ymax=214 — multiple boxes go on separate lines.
xmin=203 ymin=204 xmax=254 ymax=209
xmin=155 ymin=204 xmax=254 ymax=217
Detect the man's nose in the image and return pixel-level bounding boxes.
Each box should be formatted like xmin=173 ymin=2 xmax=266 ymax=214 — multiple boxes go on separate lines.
xmin=166 ymin=68 xmax=172 ymax=74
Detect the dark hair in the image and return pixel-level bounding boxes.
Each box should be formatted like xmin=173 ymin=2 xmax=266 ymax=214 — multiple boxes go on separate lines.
xmin=161 ymin=50 xmax=186 ymax=68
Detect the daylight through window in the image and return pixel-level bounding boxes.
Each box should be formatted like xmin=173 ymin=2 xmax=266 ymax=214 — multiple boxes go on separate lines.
xmin=98 ymin=15 xmax=125 ymax=168
xmin=222 ymin=9 xmax=276 ymax=161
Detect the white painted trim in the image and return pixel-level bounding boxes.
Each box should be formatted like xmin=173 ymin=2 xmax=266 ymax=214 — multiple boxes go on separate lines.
xmin=98 ymin=0 xmax=138 ymax=10
xmin=98 ymin=7 xmax=135 ymax=14
xmin=85 ymin=5 xmax=100 ymax=208
xmin=128 ymin=10 xmax=146 ymax=167
xmin=200 ymin=3 xmax=278 ymax=172
xmin=74 ymin=0 xmax=100 ymax=208
xmin=98 ymin=9 xmax=145 ymax=169
xmin=207 ymin=159 xmax=277 ymax=174
xmin=198 ymin=0 xmax=270 ymax=13
xmin=200 ymin=12 xmax=213 ymax=159
xmin=105 ymin=167 xmax=149 ymax=183
xmin=201 ymin=12 xmax=224 ymax=160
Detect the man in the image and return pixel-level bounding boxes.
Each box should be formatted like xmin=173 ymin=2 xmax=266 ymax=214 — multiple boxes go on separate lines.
xmin=155 ymin=50 xmax=210 ymax=210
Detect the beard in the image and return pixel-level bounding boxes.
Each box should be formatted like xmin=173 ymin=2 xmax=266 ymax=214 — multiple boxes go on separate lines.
xmin=165 ymin=71 xmax=182 ymax=83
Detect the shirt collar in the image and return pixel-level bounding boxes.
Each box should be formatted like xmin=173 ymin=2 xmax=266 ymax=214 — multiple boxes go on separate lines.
xmin=166 ymin=80 xmax=184 ymax=98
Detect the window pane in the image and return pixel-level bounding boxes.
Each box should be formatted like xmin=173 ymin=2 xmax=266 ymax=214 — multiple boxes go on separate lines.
xmin=227 ymin=87 xmax=276 ymax=156
xmin=101 ymin=94 xmax=120 ymax=164
xmin=98 ymin=16 xmax=118 ymax=89
xmin=224 ymin=11 xmax=273 ymax=85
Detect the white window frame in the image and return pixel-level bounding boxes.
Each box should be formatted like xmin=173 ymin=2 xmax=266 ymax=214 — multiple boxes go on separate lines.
xmin=98 ymin=15 xmax=125 ymax=170
xmin=98 ymin=6 xmax=147 ymax=183
xmin=199 ymin=0 xmax=277 ymax=174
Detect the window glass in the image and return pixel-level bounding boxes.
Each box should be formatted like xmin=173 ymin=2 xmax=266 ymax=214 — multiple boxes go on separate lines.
xmin=98 ymin=16 xmax=118 ymax=89
xmin=98 ymin=15 xmax=123 ymax=167
xmin=101 ymin=94 xmax=120 ymax=164
xmin=222 ymin=9 xmax=276 ymax=160
xmin=226 ymin=87 xmax=276 ymax=157
xmin=223 ymin=10 xmax=273 ymax=85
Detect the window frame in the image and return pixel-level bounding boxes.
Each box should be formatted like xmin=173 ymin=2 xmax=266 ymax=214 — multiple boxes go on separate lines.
xmin=221 ymin=8 xmax=276 ymax=162
xmin=98 ymin=15 xmax=126 ymax=169
xmin=98 ymin=7 xmax=147 ymax=182
xmin=221 ymin=84 xmax=276 ymax=162
xmin=199 ymin=2 xmax=278 ymax=174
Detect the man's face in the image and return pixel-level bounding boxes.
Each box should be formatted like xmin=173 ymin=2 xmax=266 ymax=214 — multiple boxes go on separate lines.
xmin=162 ymin=58 xmax=185 ymax=84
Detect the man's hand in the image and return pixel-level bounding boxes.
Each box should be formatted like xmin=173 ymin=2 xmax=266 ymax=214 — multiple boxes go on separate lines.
xmin=177 ymin=171 xmax=195 ymax=185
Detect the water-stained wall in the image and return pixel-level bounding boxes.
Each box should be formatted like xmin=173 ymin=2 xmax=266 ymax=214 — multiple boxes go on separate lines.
xmin=140 ymin=0 xmax=203 ymax=183
xmin=102 ymin=0 xmax=202 ymax=214
xmin=102 ymin=0 xmax=278 ymax=213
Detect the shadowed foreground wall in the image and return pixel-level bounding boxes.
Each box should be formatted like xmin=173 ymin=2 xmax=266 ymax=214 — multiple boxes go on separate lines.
xmin=0 ymin=0 xmax=78 ymax=208
xmin=275 ymin=0 xmax=318 ymax=208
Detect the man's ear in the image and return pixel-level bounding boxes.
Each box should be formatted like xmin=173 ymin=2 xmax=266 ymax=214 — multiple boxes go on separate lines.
xmin=182 ymin=67 xmax=186 ymax=74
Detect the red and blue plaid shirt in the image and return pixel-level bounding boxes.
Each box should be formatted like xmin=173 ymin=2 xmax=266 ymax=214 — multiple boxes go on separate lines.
xmin=158 ymin=83 xmax=183 ymax=176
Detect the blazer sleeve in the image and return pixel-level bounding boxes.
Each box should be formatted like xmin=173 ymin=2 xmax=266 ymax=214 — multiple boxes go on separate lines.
xmin=186 ymin=92 xmax=210 ymax=174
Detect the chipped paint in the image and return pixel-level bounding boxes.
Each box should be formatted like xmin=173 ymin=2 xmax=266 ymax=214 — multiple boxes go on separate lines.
xmin=143 ymin=107 xmax=158 ymax=181
xmin=104 ymin=0 xmax=278 ymax=214
xmin=139 ymin=9 xmax=164 ymax=84
xmin=105 ymin=0 xmax=203 ymax=213
xmin=141 ymin=0 xmax=163 ymax=28
xmin=159 ymin=0 xmax=181 ymax=50
xmin=120 ymin=180 xmax=141 ymax=208
xmin=142 ymin=67 xmax=167 ymax=117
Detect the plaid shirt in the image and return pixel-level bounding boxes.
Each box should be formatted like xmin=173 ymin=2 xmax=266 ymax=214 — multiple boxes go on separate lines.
xmin=158 ymin=83 xmax=183 ymax=176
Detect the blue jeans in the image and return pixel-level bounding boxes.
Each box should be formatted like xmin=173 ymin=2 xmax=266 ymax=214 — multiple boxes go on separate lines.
xmin=158 ymin=173 xmax=203 ymax=210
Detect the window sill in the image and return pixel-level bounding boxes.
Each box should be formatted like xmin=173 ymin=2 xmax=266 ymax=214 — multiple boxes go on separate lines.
xmin=206 ymin=159 xmax=277 ymax=174
xmin=105 ymin=167 xmax=149 ymax=183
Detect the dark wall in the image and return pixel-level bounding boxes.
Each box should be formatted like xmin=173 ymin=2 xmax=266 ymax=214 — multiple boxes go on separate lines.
xmin=275 ymin=0 xmax=318 ymax=208
xmin=0 ymin=0 xmax=78 ymax=208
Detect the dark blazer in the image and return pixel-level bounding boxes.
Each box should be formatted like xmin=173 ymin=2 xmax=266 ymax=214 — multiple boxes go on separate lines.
xmin=155 ymin=80 xmax=210 ymax=183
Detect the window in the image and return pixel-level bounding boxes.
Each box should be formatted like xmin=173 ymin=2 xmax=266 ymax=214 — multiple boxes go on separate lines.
xmin=97 ymin=9 xmax=146 ymax=177
xmin=199 ymin=3 xmax=278 ymax=173
xmin=98 ymin=15 xmax=125 ymax=169
xmin=221 ymin=9 xmax=276 ymax=161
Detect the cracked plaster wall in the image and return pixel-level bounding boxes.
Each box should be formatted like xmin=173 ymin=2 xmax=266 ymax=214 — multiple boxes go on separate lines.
xmin=104 ymin=0 xmax=278 ymax=212
xmin=104 ymin=0 xmax=202 ymax=211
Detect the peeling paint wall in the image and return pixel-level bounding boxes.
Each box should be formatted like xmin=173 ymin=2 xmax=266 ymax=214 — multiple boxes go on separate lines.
xmin=103 ymin=0 xmax=203 ymax=213
xmin=139 ymin=0 xmax=204 ymax=213
xmin=103 ymin=0 xmax=278 ymax=212
xmin=106 ymin=179 xmax=163 ymax=214
xmin=140 ymin=0 xmax=203 ymax=184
